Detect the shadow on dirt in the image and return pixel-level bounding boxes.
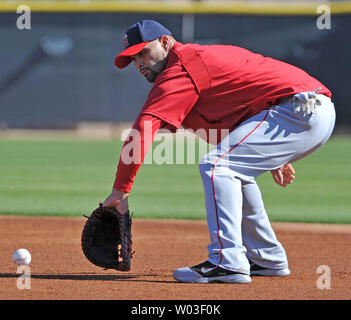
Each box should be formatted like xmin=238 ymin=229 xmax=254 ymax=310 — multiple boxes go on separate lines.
xmin=0 ymin=273 xmax=175 ymax=283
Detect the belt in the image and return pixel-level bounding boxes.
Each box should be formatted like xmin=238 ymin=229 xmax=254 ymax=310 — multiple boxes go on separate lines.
xmin=277 ymin=95 xmax=294 ymax=105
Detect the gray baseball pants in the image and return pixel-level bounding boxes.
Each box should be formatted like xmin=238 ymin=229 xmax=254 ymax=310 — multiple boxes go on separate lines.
xmin=199 ymin=92 xmax=336 ymax=274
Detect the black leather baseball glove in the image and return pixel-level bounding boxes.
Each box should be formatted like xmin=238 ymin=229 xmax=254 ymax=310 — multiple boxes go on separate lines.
xmin=81 ymin=203 xmax=133 ymax=271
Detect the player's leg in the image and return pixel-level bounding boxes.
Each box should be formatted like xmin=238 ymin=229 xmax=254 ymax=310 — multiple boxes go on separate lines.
xmin=199 ymin=161 xmax=250 ymax=274
xmin=173 ymin=92 xmax=335 ymax=283
xmin=228 ymin=92 xmax=335 ymax=276
xmin=188 ymin=110 xmax=277 ymax=278
xmin=241 ymin=179 xmax=290 ymax=276
xmin=173 ymin=160 xmax=252 ymax=284
xmin=173 ymin=117 xmax=272 ymax=283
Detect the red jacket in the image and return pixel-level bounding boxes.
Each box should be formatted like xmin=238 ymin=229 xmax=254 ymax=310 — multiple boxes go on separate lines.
xmin=114 ymin=42 xmax=331 ymax=192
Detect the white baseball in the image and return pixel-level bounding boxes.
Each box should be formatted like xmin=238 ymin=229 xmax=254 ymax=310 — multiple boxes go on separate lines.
xmin=13 ymin=248 xmax=32 ymax=265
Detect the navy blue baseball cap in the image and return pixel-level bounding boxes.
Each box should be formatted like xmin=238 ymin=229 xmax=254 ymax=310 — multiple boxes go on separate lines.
xmin=114 ymin=20 xmax=172 ymax=69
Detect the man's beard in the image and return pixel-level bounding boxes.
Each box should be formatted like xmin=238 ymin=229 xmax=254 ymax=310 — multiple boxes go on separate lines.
xmin=145 ymin=69 xmax=159 ymax=83
xmin=144 ymin=57 xmax=167 ymax=83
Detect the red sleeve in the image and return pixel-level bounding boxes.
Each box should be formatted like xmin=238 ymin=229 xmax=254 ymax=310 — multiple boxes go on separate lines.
xmin=113 ymin=114 xmax=167 ymax=192
xmin=140 ymin=53 xmax=199 ymax=128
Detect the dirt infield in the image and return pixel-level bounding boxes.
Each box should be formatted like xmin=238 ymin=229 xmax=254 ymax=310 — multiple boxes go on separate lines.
xmin=0 ymin=216 xmax=350 ymax=300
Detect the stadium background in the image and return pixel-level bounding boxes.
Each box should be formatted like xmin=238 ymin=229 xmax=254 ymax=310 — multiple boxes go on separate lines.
xmin=0 ymin=0 xmax=350 ymax=130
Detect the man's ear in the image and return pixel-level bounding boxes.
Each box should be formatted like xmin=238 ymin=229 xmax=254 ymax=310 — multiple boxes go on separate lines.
xmin=160 ymin=35 xmax=171 ymax=51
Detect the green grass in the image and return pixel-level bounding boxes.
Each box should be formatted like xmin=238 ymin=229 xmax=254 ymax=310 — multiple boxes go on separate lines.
xmin=257 ymin=136 xmax=351 ymax=223
xmin=0 ymin=136 xmax=350 ymax=223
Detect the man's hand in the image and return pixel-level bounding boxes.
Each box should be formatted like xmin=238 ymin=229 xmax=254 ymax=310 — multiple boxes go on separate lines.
xmin=271 ymin=163 xmax=295 ymax=187
xmin=103 ymin=189 xmax=130 ymax=213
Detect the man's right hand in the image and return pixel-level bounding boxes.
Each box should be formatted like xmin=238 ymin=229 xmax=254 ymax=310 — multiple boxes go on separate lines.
xmin=103 ymin=188 xmax=130 ymax=213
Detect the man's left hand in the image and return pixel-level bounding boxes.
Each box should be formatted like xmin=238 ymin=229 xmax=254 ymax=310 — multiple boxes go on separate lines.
xmin=271 ymin=163 xmax=295 ymax=187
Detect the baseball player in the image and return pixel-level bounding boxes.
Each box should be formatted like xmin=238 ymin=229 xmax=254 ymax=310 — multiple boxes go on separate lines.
xmin=103 ymin=20 xmax=336 ymax=284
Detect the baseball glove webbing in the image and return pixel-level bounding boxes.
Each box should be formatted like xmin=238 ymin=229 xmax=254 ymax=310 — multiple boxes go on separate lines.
xmin=81 ymin=203 xmax=133 ymax=271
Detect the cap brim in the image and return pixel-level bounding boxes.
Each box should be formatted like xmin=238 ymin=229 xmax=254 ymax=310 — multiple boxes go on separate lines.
xmin=114 ymin=41 xmax=149 ymax=69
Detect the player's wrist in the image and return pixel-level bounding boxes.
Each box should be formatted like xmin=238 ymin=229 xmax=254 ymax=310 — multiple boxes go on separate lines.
xmin=112 ymin=188 xmax=130 ymax=200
